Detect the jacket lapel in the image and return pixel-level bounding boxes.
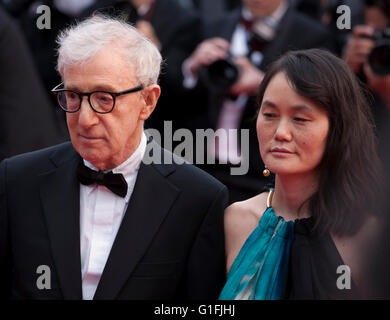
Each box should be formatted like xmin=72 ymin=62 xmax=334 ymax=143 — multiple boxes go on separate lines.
xmin=39 ymin=146 xmax=83 ymax=299
xmin=93 ymin=152 xmax=180 ymax=300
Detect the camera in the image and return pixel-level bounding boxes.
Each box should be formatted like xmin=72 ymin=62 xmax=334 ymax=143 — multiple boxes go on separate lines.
xmin=367 ymin=28 xmax=390 ymax=76
xmin=198 ymin=18 xmax=277 ymax=93
xmin=198 ymin=55 xmax=240 ymax=93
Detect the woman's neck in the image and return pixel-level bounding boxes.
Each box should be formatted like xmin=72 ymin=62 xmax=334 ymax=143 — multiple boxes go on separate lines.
xmin=272 ymin=172 xmax=319 ymax=221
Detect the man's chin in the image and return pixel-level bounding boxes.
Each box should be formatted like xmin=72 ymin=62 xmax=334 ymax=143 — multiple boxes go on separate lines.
xmin=77 ymin=147 xmax=108 ymax=167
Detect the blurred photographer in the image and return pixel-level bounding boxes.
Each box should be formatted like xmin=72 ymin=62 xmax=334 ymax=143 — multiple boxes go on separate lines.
xmin=343 ymin=0 xmax=390 ymax=73
xmin=182 ymin=0 xmax=335 ymax=202
xmin=343 ymin=0 xmax=390 ymax=158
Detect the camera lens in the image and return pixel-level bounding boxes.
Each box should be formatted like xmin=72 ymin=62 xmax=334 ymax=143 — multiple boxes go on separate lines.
xmin=368 ymin=41 xmax=390 ymax=76
xmin=200 ymin=59 xmax=239 ymax=93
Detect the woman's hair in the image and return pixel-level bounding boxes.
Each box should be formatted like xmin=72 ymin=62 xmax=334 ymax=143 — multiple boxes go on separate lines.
xmin=56 ymin=15 xmax=162 ymax=87
xmin=257 ymin=48 xmax=383 ymax=236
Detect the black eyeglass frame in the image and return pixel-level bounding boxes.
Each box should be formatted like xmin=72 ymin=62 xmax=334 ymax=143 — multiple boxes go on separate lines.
xmin=51 ymin=83 xmax=144 ymax=114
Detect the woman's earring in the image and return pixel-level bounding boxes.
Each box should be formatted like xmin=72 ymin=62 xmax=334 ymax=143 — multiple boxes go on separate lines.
xmin=263 ymin=166 xmax=270 ymax=177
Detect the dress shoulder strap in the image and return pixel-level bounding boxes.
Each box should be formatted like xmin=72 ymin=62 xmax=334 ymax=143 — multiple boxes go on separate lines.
xmin=266 ymin=189 xmax=274 ymax=208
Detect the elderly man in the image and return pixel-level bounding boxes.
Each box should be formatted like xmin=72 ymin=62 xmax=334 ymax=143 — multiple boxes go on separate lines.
xmin=0 ymin=16 xmax=228 ymax=300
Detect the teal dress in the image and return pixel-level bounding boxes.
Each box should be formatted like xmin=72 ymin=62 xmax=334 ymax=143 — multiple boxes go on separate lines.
xmin=219 ymin=190 xmax=294 ymax=300
xmin=219 ymin=189 xmax=361 ymax=300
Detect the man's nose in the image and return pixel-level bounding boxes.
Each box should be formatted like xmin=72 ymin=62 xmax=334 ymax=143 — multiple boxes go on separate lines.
xmin=274 ymin=118 xmax=292 ymax=142
xmin=78 ymin=96 xmax=99 ymax=128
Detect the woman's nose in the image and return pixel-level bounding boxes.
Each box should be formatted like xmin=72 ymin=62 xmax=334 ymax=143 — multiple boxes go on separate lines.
xmin=274 ymin=118 xmax=292 ymax=142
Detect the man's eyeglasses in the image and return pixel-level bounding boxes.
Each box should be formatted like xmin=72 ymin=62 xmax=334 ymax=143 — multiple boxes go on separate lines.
xmin=51 ymin=83 xmax=144 ymax=114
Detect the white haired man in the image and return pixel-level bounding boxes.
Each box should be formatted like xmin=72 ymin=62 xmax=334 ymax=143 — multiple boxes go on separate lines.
xmin=0 ymin=16 xmax=228 ymax=300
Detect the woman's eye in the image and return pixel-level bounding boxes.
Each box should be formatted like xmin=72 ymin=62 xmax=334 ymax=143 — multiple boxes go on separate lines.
xmin=294 ymin=117 xmax=308 ymax=122
xmin=263 ymin=113 xmax=277 ymax=118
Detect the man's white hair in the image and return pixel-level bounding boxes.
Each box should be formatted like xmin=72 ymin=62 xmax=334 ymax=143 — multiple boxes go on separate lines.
xmin=56 ymin=15 xmax=162 ymax=86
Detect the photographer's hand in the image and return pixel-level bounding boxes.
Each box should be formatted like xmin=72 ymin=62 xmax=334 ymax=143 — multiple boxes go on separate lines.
xmin=228 ymin=57 xmax=264 ymax=96
xmin=343 ymin=25 xmax=375 ymax=73
xmin=186 ymin=38 xmax=230 ymax=76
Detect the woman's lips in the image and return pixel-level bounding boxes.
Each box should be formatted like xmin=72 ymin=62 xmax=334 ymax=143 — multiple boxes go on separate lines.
xmin=270 ymin=147 xmax=295 ymax=156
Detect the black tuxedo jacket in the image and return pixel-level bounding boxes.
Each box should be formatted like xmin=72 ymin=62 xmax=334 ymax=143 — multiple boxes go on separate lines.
xmin=0 ymin=140 xmax=228 ymax=300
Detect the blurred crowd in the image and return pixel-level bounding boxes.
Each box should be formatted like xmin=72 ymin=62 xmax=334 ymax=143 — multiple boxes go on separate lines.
xmin=1 ymin=0 xmax=389 ymax=201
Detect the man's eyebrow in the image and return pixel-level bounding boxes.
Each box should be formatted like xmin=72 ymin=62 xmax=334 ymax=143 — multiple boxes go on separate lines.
xmin=63 ymin=84 xmax=80 ymax=91
xmin=90 ymin=84 xmax=117 ymax=92
xmin=64 ymin=84 xmax=117 ymax=92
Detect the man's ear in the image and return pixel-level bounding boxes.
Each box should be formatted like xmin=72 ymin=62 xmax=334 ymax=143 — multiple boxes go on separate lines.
xmin=139 ymin=84 xmax=161 ymax=120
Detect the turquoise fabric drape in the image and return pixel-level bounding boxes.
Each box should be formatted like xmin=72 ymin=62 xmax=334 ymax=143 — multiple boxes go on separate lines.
xmin=219 ymin=207 xmax=294 ymax=300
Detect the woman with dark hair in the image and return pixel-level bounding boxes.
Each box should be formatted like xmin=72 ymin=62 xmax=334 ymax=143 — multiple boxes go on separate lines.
xmin=219 ymin=48 xmax=383 ymax=299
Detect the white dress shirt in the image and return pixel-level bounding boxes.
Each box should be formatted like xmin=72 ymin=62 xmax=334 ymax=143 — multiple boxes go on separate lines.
xmin=79 ymin=133 xmax=147 ymax=300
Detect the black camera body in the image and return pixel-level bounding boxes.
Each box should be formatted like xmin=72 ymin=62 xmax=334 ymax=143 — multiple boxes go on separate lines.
xmin=368 ymin=28 xmax=390 ymax=76
xmin=198 ymin=55 xmax=240 ymax=94
xmin=199 ymin=19 xmax=276 ymax=93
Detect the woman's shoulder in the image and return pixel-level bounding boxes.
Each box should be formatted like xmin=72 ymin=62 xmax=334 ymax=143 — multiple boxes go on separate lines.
xmin=225 ymin=192 xmax=269 ymax=224
xmin=224 ymin=191 xmax=270 ymax=272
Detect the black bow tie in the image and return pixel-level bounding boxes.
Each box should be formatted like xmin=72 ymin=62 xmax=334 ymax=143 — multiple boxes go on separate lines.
xmin=77 ymin=161 xmax=128 ymax=198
